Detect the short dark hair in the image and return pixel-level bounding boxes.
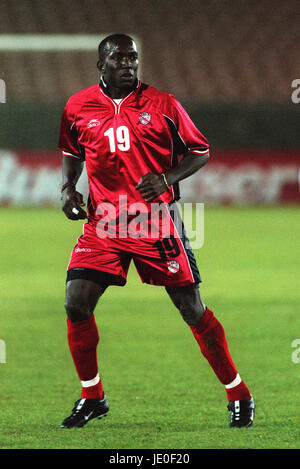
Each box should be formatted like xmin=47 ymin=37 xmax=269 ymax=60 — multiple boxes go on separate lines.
xmin=98 ymin=33 xmax=135 ymax=61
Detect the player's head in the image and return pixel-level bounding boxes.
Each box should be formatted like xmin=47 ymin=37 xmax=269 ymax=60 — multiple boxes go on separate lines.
xmin=97 ymin=34 xmax=138 ymax=90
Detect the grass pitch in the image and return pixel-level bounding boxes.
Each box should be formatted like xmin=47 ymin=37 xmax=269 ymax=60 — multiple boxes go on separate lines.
xmin=0 ymin=206 xmax=299 ymax=449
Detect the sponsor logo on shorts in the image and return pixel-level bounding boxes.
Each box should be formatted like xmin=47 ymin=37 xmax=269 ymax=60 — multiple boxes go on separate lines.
xmin=167 ymin=261 xmax=180 ymax=273
xmin=75 ymin=248 xmax=92 ymax=253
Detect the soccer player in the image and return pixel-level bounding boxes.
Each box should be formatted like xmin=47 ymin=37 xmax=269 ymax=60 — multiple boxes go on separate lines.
xmin=59 ymin=34 xmax=255 ymax=428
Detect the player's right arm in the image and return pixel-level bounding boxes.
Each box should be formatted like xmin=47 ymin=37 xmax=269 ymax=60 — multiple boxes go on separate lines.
xmin=59 ymin=99 xmax=87 ymax=220
xmin=61 ymin=156 xmax=87 ymax=220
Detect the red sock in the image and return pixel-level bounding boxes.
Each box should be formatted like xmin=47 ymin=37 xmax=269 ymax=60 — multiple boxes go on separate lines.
xmin=189 ymin=307 xmax=251 ymax=401
xmin=67 ymin=314 xmax=104 ymax=400
xmin=81 ymin=379 xmax=104 ymax=400
xmin=225 ymin=380 xmax=251 ymax=402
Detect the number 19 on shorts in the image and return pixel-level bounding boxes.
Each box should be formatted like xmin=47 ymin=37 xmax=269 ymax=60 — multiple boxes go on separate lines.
xmin=104 ymin=126 xmax=130 ymax=152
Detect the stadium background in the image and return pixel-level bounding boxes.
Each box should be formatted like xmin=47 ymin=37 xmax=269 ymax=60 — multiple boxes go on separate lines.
xmin=1 ymin=0 xmax=300 ymax=205
xmin=0 ymin=0 xmax=299 ymax=450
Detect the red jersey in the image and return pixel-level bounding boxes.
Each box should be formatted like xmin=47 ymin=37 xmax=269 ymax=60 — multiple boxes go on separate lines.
xmin=59 ymin=80 xmax=209 ymax=220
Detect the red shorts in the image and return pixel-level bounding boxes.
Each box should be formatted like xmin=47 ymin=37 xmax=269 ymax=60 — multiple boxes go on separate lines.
xmin=67 ymin=204 xmax=201 ymax=288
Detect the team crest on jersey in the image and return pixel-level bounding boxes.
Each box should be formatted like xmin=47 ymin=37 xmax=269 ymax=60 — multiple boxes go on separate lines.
xmin=167 ymin=261 xmax=180 ymax=274
xmin=139 ymin=112 xmax=151 ymax=125
xmin=87 ymin=119 xmax=100 ymax=128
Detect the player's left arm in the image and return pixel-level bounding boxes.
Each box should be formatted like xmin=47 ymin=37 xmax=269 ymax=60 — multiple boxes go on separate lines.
xmin=164 ymin=150 xmax=210 ymax=186
xmin=135 ymin=152 xmax=209 ymax=202
xmin=136 ymin=95 xmax=210 ymax=202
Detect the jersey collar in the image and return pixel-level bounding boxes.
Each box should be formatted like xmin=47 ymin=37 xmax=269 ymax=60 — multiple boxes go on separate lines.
xmin=99 ymin=76 xmax=140 ymax=97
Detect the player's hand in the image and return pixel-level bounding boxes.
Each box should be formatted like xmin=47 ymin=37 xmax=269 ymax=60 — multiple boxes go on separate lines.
xmin=135 ymin=172 xmax=169 ymax=202
xmin=61 ymin=186 xmax=87 ymax=220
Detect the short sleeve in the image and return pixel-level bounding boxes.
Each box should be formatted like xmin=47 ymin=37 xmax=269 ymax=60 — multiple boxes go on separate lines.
xmin=58 ymin=101 xmax=85 ymax=160
xmin=166 ymin=96 xmax=210 ymax=156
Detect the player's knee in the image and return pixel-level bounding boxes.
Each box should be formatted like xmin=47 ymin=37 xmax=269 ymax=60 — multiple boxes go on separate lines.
xmin=179 ymin=301 xmax=205 ymax=326
xmin=64 ymin=299 xmax=92 ymax=322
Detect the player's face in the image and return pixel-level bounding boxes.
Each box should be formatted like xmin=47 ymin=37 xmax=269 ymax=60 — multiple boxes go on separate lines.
xmin=100 ymin=40 xmax=139 ymax=91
